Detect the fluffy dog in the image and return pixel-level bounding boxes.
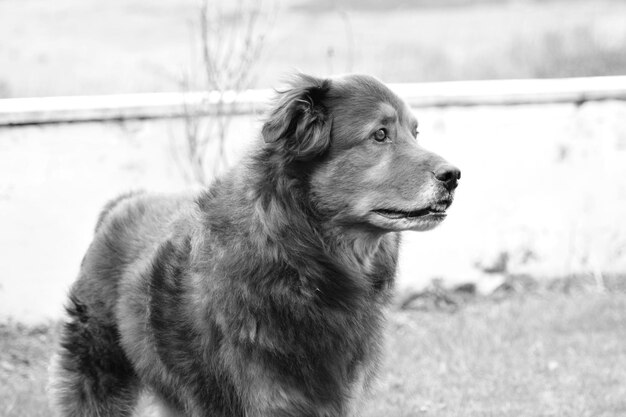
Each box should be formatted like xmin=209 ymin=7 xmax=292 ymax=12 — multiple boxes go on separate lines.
xmin=49 ymin=73 xmax=460 ymax=417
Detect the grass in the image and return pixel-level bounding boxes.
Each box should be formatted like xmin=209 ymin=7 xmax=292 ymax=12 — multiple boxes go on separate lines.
xmin=0 ymin=323 xmax=56 ymax=417
xmin=2 ymin=290 xmax=625 ymax=416
xmin=366 ymin=290 xmax=626 ymax=416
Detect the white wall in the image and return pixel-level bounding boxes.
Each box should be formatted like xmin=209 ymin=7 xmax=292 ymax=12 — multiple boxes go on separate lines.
xmin=1 ymin=101 xmax=625 ymax=322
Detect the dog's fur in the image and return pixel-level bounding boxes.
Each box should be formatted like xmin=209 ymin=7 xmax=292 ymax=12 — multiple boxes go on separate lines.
xmin=49 ymin=73 xmax=460 ymax=417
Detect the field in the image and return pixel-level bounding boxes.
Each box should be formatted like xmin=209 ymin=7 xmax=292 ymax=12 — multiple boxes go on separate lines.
xmin=2 ymin=289 xmax=625 ymax=417
xmin=1 ymin=0 xmax=626 ymax=97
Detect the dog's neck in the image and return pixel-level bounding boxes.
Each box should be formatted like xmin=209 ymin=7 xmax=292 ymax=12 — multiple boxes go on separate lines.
xmin=249 ymin=148 xmax=398 ymax=290
xmin=196 ymin=149 xmax=398 ymax=309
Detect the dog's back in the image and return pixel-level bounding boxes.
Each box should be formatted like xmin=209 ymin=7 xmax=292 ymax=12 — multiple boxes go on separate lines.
xmin=49 ymin=192 xmax=195 ymax=417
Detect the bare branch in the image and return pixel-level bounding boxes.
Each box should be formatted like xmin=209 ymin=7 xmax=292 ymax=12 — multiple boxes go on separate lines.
xmin=173 ymin=0 xmax=275 ymax=185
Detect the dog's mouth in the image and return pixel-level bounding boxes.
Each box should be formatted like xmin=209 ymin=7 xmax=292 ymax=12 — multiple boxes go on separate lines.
xmin=373 ymin=200 xmax=451 ymax=220
xmin=369 ymin=199 xmax=452 ymax=231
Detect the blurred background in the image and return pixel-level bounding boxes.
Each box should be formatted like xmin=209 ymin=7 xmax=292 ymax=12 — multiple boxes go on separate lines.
xmin=3 ymin=0 xmax=626 ymax=97
xmin=1 ymin=0 xmax=626 ymax=322
xmin=1 ymin=1 xmax=626 ymax=416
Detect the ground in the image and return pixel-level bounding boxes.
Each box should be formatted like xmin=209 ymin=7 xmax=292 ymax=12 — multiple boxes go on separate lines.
xmin=2 ymin=288 xmax=625 ymax=417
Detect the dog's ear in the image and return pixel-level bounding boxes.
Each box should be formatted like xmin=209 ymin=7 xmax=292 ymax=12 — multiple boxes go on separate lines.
xmin=262 ymin=74 xmax=332 ymax=160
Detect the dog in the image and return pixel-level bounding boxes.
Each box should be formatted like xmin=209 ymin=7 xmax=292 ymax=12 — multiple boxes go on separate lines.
xmin=49 ymin=73 xmax=460 ymax=417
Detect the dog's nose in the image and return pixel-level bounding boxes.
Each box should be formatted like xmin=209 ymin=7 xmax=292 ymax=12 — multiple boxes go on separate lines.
xmin=434 ymin=165 xmax=461 ymax=191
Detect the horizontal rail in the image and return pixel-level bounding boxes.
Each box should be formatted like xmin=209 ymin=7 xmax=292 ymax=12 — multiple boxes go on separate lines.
xmin=0 ymin=89 xmax=273 ymax=126
xmin=1 ymin=76 xmax=626 ymax=126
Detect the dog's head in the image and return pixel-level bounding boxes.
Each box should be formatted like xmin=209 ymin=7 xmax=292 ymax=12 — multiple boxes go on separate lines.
xmin=262 ymin=73 xmax=460 ymax=233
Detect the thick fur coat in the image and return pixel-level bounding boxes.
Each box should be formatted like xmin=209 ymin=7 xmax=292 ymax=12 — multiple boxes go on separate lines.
xmin=49 ymin=73 xmax=460 ymax=417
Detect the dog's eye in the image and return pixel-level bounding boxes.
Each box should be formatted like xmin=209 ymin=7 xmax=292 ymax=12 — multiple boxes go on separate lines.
xmin=374 ymin=128 xmax=387 ymax=142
